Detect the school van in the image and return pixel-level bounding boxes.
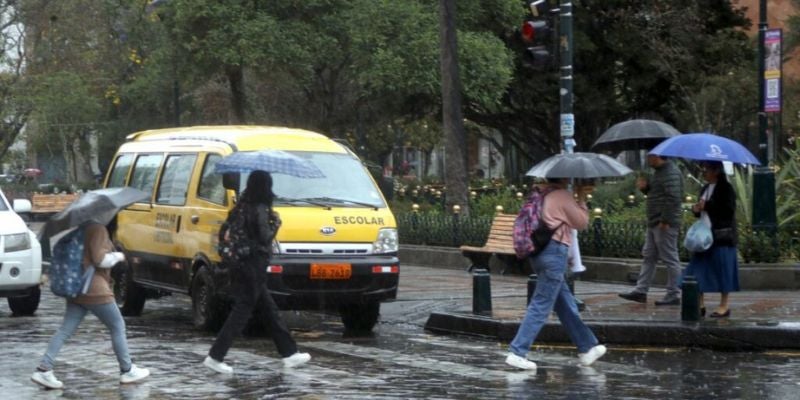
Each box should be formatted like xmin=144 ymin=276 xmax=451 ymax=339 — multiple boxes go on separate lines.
xmin=104 ymin=126 xmax=399 ymax=332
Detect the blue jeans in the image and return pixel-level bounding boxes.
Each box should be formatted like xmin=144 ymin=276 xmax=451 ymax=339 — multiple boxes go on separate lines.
xmin=509 ymin=242 xmax=598 ymax=357
xmin=39 ymin=301 xmax=132 ymax=373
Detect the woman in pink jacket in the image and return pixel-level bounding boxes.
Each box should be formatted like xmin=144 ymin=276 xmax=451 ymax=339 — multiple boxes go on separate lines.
xmin=505 ymin=178 xmax=607 ymax=370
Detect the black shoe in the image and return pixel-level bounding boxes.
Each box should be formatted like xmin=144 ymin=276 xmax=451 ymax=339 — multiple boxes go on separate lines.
xmin=654 ymin=297 xmax=680 ymax=306
xmin=618 ymin=291 xmax=647 ymax=303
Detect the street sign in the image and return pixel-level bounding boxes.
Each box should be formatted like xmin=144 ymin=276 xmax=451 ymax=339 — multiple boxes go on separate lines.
xmin=560 ymin=113 xmax=574 ymax=137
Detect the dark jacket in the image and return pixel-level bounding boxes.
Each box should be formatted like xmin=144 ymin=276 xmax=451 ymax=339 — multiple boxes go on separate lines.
xmin=694 ymin=178 xmax=737 ymax=247
xmin=641 ymin=160 xmax=684 ymax=228
xmin=243 ymin=202 xmax=280 ymax=256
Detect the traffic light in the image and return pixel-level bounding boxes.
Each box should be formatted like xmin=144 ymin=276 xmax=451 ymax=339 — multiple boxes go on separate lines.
xmin=520 ymin=1 xmax=554 ymax=68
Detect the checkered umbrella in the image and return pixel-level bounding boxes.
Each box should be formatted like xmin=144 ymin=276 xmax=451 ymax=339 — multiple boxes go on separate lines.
xmin=214 ymin=150 xmax=325 ymax=178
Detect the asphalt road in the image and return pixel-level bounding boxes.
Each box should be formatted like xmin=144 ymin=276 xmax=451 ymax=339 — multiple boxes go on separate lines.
xmin=1 ymin=265 xmax=800 ymax=399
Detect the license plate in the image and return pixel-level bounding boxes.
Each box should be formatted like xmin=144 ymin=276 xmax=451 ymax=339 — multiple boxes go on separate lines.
xmin=309 ymin=263 xmax=352 ymax=280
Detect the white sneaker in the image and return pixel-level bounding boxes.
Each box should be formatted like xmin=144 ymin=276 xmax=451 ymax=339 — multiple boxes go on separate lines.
xmin=31 ymin=370 xmax=63 ymax=389
xmin=120 ymin=364 xmax=150 ymax=384
xmin=203 ymin=356 xmax=233 ymax=374
xmin=578 ymin=344 xmax=607 ymax=366
xmin=282 ymin=352 xmax=311 ymax=368
xmin=505 ymin=353 xmax=537 ymax=370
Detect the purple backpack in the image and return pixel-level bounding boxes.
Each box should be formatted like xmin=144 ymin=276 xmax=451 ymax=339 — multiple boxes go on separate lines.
xmin=513 ymin=187 xmax=557 ymax=259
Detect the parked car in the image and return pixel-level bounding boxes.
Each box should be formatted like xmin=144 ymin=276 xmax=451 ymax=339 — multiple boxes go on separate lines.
xmin=0 ymin=188 xmax=42 ymax=315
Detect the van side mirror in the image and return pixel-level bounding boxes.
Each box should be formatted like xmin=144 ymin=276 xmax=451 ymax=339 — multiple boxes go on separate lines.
xmin=222 ymin=173 xmax=240 ymax=192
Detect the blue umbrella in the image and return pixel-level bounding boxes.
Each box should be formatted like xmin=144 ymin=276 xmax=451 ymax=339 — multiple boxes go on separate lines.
xmin=214 ymin=150 xmax=325 ymax=178
xmin=648 ymin=133 xmax=760 ymax=165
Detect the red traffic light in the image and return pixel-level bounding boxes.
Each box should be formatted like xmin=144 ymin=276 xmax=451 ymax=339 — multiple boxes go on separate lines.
xmin=521 ymin=20 xmax=547 ymax=43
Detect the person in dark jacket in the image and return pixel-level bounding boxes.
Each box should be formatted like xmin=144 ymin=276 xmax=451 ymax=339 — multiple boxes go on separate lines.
xmin=684 ymin=161 xmax=739 ymax=318
xmin=203 ymin=170 xmax=310 ymax=374
xmin=619 ymin=154 xmax=685 ymax=305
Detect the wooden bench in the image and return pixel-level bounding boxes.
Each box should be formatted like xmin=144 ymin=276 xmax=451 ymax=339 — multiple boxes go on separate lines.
xmin=459 ymin=213 xmax=526 ymax=275
xmin=31 ymin=193 xmax=79 ymax=215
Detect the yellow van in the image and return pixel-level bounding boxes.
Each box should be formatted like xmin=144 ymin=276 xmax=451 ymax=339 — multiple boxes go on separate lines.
xmin=104 ymin=126 xmax=399 ymax=332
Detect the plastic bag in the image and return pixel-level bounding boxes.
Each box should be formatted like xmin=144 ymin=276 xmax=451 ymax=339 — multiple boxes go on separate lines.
xmin=684 ymin=219 xmax=713 ymax=253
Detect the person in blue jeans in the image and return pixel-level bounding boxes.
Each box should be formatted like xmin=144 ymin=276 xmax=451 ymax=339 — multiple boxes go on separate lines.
xmin=31 ymin=223 xmax=149 ymax=389
xmin=505 ymin=179 xmax=606 ymax=370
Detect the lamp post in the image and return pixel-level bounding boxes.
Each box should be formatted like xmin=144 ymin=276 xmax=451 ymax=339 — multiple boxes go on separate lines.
xmin=752 ymin=0 xmax=777 ymax=232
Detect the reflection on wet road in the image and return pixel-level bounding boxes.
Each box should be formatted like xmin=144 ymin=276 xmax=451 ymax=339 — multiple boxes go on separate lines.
xmin=2 ymin=289 xmax=800 ymax=399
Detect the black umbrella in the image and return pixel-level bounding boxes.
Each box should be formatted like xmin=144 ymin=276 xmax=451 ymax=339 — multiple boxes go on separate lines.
xmin=525 ymin=152 xmax=634 ymax=179
xmin=592 ymin=119 xmax=681 ymax=153
xmin=40 ymin=187 xmax=149 ymax=239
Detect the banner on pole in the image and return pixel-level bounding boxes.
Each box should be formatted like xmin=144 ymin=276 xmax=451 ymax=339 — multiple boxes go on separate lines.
xmin=764 ymin=29 xmax=782 ymax=113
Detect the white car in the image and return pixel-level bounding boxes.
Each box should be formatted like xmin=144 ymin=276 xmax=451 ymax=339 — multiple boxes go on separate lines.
xmin=0 ymin=188 xmax=42 ymax=315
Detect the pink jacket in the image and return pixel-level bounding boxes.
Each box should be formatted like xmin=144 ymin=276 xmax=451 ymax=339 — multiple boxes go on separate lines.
xmin=541 ymin=188 xmax=589 ymax=246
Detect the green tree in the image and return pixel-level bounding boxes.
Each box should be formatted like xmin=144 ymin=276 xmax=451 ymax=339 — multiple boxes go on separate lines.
xmin=0 ymin=1 xmax=29 ymax=163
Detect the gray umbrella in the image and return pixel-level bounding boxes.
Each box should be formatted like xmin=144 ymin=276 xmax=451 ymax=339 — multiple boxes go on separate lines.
xmin=525 ymin=152 xmax=634 ymax=179
xmin=592 ymin=119 xmax=681 ymax=152
xmin=40 ymin=187 xmax=149 ymax=239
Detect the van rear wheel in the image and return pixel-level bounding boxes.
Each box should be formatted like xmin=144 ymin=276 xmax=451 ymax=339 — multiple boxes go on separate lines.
xmin=8 ymin=285 xmax=40 ymax=315
xmin=339 ymin=302 xmax=380 ymax=332
xmin=113 ymin=260 xmax=146 ymax=316
xmin=191 ymin=266 xmax=225 ymax=331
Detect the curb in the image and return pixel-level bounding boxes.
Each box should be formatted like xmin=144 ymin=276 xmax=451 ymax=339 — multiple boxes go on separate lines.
xmin=424 ymin=311 xmax=800 ymax=350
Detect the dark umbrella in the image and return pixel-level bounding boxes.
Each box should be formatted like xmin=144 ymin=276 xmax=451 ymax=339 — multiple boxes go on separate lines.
xmin=40 ymin=187 xmax=149 ymax=239
xmin=525 ymin=152 xmax=634 ymax=179
xmin=592 ymin=119 xmax=681 ymax=152
xmin=649 ymin=133 xmax=760 ymax=165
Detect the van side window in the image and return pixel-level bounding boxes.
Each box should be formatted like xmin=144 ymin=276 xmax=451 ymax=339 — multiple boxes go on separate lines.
xmin=197 ymin=154 xmax=225 ymax=205
xmin=129 ymin=154 xmax=163 ymax=197
xmin=156 ymin=154 xmax=197 ymax=206
xmin=107 ymin=154 xmax=133 ymax=187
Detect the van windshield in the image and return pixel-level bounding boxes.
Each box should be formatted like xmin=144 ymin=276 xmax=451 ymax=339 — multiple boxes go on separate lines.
xmin=240 ymin=151 xmax=385 ymax=208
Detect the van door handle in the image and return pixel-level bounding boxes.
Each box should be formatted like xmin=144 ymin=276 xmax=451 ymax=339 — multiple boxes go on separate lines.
xmin=191 ymin=215 xmax=200 ymax=224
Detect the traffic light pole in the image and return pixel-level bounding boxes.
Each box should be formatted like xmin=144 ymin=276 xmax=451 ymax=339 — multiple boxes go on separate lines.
xmin=752 ymin=0 xmax=777 ymax=231
xmin=558 ymin=1 xmax=585 ymax=311
xmin=558 ymin=1 xmax=574 ymax=153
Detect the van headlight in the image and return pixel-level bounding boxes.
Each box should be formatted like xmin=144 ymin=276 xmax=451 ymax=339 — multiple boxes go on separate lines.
xmin=4 ymin=233 xmax=31 ymax=252
xmin=372 ymin=228 xmax=398 ymax=254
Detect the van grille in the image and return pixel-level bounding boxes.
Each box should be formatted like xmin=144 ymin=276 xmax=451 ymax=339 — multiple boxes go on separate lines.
xmin=278 ymin=243 xmax=372 ymax=255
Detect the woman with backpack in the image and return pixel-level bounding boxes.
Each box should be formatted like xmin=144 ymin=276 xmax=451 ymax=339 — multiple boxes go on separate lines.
xmin=505 ymin=178 xmax=606 ymax=370
xmin=31 ymin=222 xmax=150 ymax=389
xmin=203 ymin=170 xmax=310 ymax=374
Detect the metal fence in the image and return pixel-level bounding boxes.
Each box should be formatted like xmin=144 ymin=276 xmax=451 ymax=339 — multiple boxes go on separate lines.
xmin=396 ymin=211 xmax=800 ymax=263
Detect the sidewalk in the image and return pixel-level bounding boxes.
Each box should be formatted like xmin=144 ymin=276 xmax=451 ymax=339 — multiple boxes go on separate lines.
xmin=402 ymin=265 xmax=800 ymax=350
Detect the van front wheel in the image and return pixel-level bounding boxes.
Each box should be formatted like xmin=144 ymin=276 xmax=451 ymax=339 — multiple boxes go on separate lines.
xmin=339 ymin=302 xmax=380 ymax=332
xmin=191 ymin=266 xmax=224 ymax=331
xmin=113 ymin=261 xmax=145 ymax=316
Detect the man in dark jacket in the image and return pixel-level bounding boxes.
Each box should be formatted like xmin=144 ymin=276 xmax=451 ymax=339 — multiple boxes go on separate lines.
xmin=619 ymin=154 xmax=684 ymax=305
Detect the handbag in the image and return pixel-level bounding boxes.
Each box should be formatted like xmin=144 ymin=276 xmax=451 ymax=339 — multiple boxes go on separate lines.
xmin=684 ymin=219 xmax=713 ymax=252
xmin=713 ymin=227 xmax=736 ymax=243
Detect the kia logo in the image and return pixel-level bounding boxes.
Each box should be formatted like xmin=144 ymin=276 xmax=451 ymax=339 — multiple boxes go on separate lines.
xmin=320 ymin=226 xmax=336 ymax=235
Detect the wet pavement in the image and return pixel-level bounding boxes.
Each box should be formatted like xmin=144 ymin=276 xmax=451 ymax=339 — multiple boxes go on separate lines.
xmin=422 ymin=268 xmax=800 ymax=350
xmin=1 ymin=265 xmax=799 ymax=399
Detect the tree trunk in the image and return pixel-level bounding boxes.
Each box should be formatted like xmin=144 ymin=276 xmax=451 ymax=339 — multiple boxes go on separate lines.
xmin=226 ymin=65 xmax=246 ymax=123
xmin=439 ymin=0 xmax=469 ymax=216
